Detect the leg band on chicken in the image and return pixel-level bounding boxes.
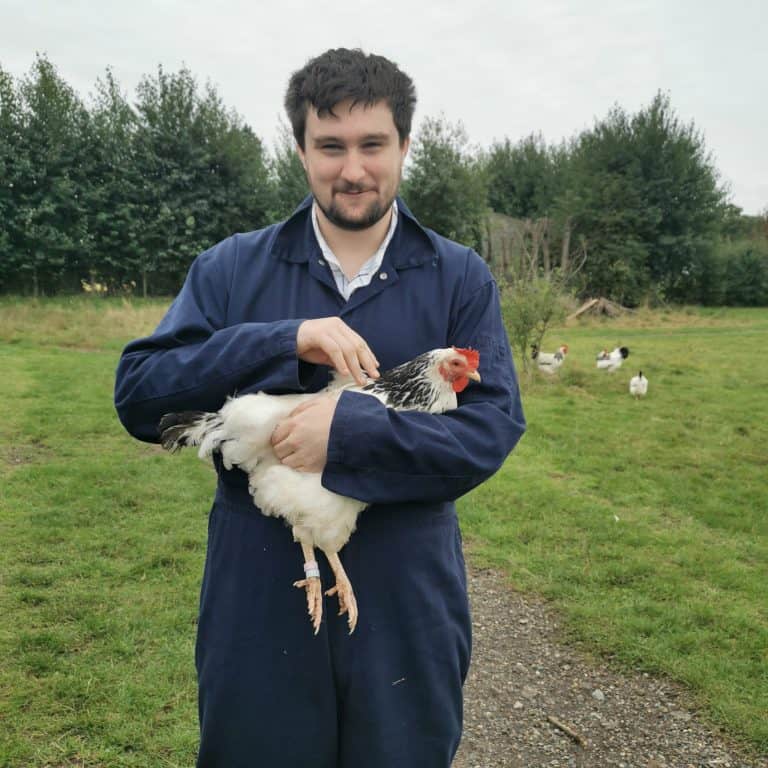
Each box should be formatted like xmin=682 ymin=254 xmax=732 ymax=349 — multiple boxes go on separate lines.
xmin=293 ymin=540 xmax=324 ymax=635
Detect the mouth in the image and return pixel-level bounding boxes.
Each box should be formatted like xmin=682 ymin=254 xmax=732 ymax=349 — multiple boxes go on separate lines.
xmin=335 ymin=188 xmax=375 ymax=197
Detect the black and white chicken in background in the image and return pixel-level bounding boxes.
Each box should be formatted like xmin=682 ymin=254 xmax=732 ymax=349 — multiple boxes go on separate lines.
xmin=596 ymin=346 xmax=630 ymax=372
xmin=531 ymin=343 xmax=568 ymax=374
xmin=159 ymin=347 xmax=481 ymax=635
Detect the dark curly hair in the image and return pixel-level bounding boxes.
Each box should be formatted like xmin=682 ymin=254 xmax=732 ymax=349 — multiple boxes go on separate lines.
xmin=284 ymin=48 xmax=417 ymax=150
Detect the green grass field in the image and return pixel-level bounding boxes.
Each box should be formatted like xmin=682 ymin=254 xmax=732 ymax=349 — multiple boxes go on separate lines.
xmin=1 ymin=297 xmax=766 ymax=766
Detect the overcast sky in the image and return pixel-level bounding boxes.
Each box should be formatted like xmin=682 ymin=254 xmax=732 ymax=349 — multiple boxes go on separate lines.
xmin=3 ymin=0 xmax=766 ymax=214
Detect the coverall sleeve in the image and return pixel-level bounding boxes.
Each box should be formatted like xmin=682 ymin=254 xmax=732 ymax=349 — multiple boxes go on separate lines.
xmin=114 ymin=238 xmax=313 ymax=443
xmin=322 ymin=275 xmax=526 ymax=504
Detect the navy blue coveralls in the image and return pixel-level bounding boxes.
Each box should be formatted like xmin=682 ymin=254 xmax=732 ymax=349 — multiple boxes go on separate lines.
xmin=114 ymin=197 xmax=526 ymax=768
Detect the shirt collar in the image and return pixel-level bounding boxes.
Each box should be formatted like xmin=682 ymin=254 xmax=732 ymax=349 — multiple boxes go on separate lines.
xmin=310 ymin=200 xmax=398 ymax=278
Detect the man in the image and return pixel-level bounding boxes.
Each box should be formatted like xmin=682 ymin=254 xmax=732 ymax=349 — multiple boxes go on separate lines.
xmin=115 ymin=48 xmax=525 ymax=768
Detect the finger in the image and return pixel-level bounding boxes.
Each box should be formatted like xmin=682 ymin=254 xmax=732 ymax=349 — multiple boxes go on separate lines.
xmin=326 ymin=331 xmax=366 ymax=385
xmin=359 ymin=342 xmax=380 ymax=379
xmin=333 ymin=332 xmax=369 ymax=386
xmin=320 ymin=336 xmax=350 ymax=378
xmin=345 ymin=330 xmax=380 ymax=380
xmin=341 ymin=343 xmax=368 ymax=386
xmin=349 ymin=339 xmax=378 ymax=384
xmin=272 ymin=437 xmax=295 ymax=460
xmin=271 ymin=421 xmax=290 ymax=446
xmin=281 ymin=452 xmax=303 ymax=469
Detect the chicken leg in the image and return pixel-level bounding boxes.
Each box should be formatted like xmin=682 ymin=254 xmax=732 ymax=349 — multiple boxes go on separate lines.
xmin=293 ymin=538 xmax=323 ymax=634
xmin=325 ymin=551 xmax=358 ymax=634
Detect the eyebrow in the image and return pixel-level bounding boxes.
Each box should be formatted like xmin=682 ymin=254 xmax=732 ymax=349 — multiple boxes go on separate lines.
xmin=311 ymin=132 xmax=392 ymax=146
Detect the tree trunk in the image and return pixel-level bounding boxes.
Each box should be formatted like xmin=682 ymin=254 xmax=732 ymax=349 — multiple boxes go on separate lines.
xmin=142 ymin=270 xmax=148 ymax=299
xmin=483 ymin=216 xmax=493 ymax=266
xmin=561 ymin=218 xmax=571 ymax=273
xmin=32 ymin=267 xmax=39 ymax=299
xmin=530 ymin=219 xmax=540 ymax=277
xmin=542 ymin=218 xmax=551 ymax=276
xmin=500 ymin=236 xmax=507 ymax=283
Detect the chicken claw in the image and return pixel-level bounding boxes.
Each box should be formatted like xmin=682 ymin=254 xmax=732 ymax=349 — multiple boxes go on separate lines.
xmin=325 ymin=581 xmax=358 ymax=634
xmin=325 ymin=552 xmax=358 ymax=634
xmin=293 ymin=575 xmax=323 ymax=634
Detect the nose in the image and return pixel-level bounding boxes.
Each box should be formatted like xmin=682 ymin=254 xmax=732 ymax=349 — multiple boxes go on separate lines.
xmin=339 ymin=150 xmax=366 ymax=185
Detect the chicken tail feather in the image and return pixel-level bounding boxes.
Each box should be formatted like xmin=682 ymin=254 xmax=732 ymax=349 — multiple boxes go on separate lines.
xmin=159 ymin=411 xmax=220 ymax=453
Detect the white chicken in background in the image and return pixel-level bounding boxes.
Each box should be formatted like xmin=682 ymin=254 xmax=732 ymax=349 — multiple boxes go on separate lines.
xmin=629 ymin=371 xmax=648 ymax=398
xmin=531 ymin=343 xmax=568 ymax=374
xmin=596 ymin=346 xmax=630 ymax=372
xmin=158 ymin=347 xmax=480 ymax=635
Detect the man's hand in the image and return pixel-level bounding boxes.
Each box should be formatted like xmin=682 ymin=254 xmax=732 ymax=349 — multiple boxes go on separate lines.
xmin=297 ymin=318 xmax=379 ymax=386
xmin=271 ymin=395 xmax=338 ymax=473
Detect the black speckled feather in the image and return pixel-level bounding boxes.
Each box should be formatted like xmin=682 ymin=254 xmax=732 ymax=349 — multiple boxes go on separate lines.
xmin=362 ymin=351 xmax=440 ymax=410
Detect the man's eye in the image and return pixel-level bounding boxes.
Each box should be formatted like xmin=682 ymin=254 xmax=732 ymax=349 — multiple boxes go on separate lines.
xmin=321 ymin=145 xmax=343 ymax=152
xmin=362 ymin=143 xmax=382 ymax=151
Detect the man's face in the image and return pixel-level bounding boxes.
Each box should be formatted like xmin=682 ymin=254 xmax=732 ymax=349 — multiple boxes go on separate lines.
xmin=298 ymin=99 xmax=410 ymax=231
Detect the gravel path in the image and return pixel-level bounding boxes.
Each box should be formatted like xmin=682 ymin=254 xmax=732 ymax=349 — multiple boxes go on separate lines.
xmin=453 ymin=567 xmax=767 ymax=768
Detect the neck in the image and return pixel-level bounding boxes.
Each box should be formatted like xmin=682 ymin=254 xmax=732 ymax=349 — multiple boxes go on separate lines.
xmin=315 ymin=205 xmax=393 ymax=278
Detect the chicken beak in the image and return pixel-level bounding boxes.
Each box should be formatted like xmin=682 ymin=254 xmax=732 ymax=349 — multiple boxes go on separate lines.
xmin=466 ymin=370 xmax=481 ymax=383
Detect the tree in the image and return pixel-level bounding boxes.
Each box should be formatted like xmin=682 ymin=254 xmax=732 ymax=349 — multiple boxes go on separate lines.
xmin=11 ymin=55 xmax=90 ymax=295
xmin=132 ymin=66 xmax=210 ymax=294
xmin=0 ymin=66 xmax=23 ymax=290
xmin=82 ymin=68 xmax=144 ymax=292
xmin=554 ymin=93 xmax=727 ymax=305
xmin=401 ymin=116 xmax=487 ymax=251
xmin=485 ymin=141 xmax=582 ymax=283
xmin=193 ymin=82 xmax=274 ymax=240
xmin=132 ymin=67 xmax=273 ymax=295
xmin=558 ymin=107 xmax=652 ymax=304
xmin=722 ymin=239 xmax=768 ymax=306
xmin=629 ymin=92 xmax=726 ymax=301
xmin=270 ymin=120 xmax=309 ymax=221
xmin=485 ymin=133 xmax=562 ymax=219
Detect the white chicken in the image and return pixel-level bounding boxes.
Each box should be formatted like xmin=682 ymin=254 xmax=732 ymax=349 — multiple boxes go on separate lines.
xmin=596 ymin=346 xmax=630 ymax=372
xmin=629 ymin=371 xmax=648 ymax=398
xmin=531 ymin=343 xmax=568 ymax=374
xmin=158 ymin=347 xmax=481 ymax=635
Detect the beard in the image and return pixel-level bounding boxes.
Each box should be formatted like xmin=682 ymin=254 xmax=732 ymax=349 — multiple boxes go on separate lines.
xmin=316 ymin=185 xmax=396 ymax=231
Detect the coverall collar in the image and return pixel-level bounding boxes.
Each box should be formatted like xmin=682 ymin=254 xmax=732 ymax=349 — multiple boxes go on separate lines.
xmin=271 ymin=195 xmax=438 ymax=269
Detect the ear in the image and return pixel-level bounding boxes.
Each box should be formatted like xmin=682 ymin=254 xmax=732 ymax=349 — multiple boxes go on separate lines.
xmin=400 ymin=136 xmax=411 ymax=162
xmin=296 ymin=143 xmax=307 ymax=171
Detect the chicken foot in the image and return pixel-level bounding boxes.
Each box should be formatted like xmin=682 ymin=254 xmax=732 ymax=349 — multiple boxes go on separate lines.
xmin=325 ymin=551 xmax=358 ymax=634
xmin=293 ymin=539 xmax=323 ymax=635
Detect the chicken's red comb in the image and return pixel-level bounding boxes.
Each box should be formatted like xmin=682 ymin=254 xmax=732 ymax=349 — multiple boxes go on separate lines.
xmin=453 ymin=347 xmax=480 ymax=370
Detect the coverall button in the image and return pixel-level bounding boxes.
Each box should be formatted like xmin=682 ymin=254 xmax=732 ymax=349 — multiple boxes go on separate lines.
xmin=318 ymin=258 xmax=326 ymax=266
xmin=379 ymin=272 xmax=388 ymax=280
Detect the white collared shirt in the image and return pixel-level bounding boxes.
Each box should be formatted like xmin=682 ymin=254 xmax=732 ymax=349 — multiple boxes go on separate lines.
xmin=311 ymin=201 xmax=398 ymax=301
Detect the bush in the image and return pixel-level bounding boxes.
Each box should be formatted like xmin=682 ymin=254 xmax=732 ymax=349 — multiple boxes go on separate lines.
xmin=722 ymin=239 xmax=768 ymax=306
xmin=501 ymin=276 xmax=568 ymax=373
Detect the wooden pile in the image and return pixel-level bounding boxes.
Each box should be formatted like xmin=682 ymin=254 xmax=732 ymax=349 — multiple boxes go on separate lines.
xmin=567 ymin=297 xmax=632 ymax=320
